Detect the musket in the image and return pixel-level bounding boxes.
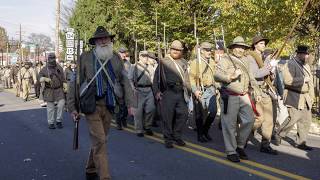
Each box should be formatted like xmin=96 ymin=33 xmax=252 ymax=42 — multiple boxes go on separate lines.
xmin=73 ymin=29 xmax=81 ymax=150
xmin=274 ymin=0 xmax=311 ymax=59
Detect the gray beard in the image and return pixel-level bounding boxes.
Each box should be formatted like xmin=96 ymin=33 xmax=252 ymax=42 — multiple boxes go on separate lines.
xmin=95 ymin=44 xmax=113 ymax=61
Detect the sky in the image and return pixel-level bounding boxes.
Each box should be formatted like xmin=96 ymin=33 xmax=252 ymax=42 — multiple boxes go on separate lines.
xmin=0 ymin=0 xmax=74 ymax=42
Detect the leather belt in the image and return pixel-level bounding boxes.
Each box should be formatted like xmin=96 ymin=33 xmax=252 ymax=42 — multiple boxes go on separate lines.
xmin=136 ymin=84 xmax=152 ymax=88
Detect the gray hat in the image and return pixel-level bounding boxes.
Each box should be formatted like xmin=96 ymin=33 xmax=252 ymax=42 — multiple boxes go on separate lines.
xmin=139 ymin=51 xmax=148 ymax=56
xmin=119 ymin=47 xmax=128 ymax=53
xmin=170 ymin=40 xmax=184 ymax=50
xmin=200 ymin=42 xmax=213 ymax=50
xmin=227 ymin=36 xmax=250 ymax=49
xmin=148 ymin=52 xmax=157 ymax=59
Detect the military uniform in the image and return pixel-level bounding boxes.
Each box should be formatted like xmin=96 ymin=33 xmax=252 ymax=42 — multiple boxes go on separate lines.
xmin=3 ymin=66 xmax=12 ymax=89
xmin=18 ymin=63 xmax=37 ymax=101
xmin=115 ymin=47 xmax=132 ymax=130
xmin=128 ymin=51 xmax=156 ymax=136
xmin=67 ymin=26 xmax=133 ymax=180
xmin=189 ymin=42 xmax=217 ymax=142
xmin=10 ymin=64 xmax=20 ymax=97
xmin=246 ymin=35 xmax=278 ymax=154
xmin=153 ymin=40 xmax=191 ymax=148
xmin=214 ymin=36 xmax=261 ymax=162
xmin=39 ymin=55 xmax=66 ymax=128
xmin=34 ymin=63 xmax=44 ymax=98
xmin=275 ymin=46 xmax=314 ymax=150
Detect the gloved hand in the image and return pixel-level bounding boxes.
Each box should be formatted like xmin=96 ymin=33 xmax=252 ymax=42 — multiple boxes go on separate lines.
xmin=63 ymin=82 xmax=68 ymax=93
xmin=304 ymin=76 xmax=310 ymax=83
xmin=40 ymin=77 xmax=51 ymax=83
xmin=230 ymin=69 xmax=242 ymax=80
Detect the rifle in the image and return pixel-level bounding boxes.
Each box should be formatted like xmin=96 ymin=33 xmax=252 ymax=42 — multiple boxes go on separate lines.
xmin=274 ymin=0 xmax=311 ymax=59
xmin=73 ymin=29 xmax=81 ymax=150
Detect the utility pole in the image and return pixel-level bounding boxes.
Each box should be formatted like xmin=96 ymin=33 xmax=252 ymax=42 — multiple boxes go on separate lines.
xmin=55 ymin=0 xmax=61 ymax=61
xmin=19 ymin=24 xmax=22 ymax=63
xmin=6 ymin=37 xmax=9 ymax=65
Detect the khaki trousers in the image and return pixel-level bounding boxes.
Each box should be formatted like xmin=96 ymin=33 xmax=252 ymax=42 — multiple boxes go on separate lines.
xmin=253 ymin=96 xmax=274 ymax=147
xmin=15 ymin=82 xmax=21 ymax=97
xmin=22 ymin=79 xmax=31 ymax=100
xmin=221 ymin=94 xmax=254 ymax=155
xmin=278 ymin=107 xmax=311 ymax=145
xmin=85 ymin=103 xmax=112 ymax=180
xmin=46 ymin=99 xmax=65 ymax=124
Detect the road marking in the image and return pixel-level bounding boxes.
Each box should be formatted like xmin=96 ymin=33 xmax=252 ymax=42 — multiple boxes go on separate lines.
xmin=114 ymin=123 xmax=311 ymax=180
xmin=111 ymin=123 xmax=287 ymax=180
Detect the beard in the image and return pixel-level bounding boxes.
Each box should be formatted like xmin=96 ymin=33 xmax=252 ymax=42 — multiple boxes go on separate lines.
xmin=95 ymin=43 xmax=113 ymax=60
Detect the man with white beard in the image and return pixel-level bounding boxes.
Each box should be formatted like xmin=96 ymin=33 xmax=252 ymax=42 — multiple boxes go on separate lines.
xmin=67 ymin=26 xmax=134 ymax=180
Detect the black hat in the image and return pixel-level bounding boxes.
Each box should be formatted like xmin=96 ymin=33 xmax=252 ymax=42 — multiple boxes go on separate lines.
xmin=252 ymin=35 xmax=269 ymax=47
xmin=47 ymin=53 xmax=56 ymax=60
xmin=89 ymin=26 xmax=115 ymax=45
xmin=296 ymin=45 xmax=309 ymax=54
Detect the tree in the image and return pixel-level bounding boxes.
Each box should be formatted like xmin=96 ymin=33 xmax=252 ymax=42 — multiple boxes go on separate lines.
xmin=27 ymin=33 xmax=54 ymax=53
xmin=67 ymin=0 xmax=315 ymax=57
xmin=0 ymin=26 xmax=8 ymax=51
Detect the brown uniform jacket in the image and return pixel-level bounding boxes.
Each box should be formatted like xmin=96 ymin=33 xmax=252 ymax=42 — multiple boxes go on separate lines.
xmin=282 ymin=58 xmax=314 ymax=110
xmin=67 ymin=50 xmax=134 ymax=113
xmin=39 ymin=65 xmax=66 ymax=102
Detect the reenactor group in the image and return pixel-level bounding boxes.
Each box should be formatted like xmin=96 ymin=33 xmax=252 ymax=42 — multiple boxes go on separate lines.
xmin=63 ymin=26 xmax=315 ymax=180
xmin=0 ymin=55 xmax=75 ymax=130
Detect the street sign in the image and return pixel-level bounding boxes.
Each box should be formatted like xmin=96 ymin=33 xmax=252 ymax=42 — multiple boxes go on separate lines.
xmin=66 ymin=48 xmax=74 ymax=55
xmin=66 ymin=28 xmax=74 ymax=33
xmin=65 ymin=28 xmax=75 ymax=61
xmin=66 ymin=55 xmax=74 ymax=61
xmin=66 ymin=39 xmax=74 ymax=48
xmin=30 ymin=45 xmax=36 ymax=53
xmin=66 ymin=32 xmax=75 ymax=40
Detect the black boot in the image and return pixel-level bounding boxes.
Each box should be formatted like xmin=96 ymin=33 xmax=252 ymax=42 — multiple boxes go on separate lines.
xmin=236 ymin=148 xmax=249 ymax=160
xmin=273 ymin=134 xmax=282 ymax=146
xmin=56 ymin=122 xmax=63 ymax=129
xmin=197 ymin=135 xmax=208 ymax=143
xmin=297 ymin=143 xmax=313 ymax=151
xmin=227 ymin=154 xmax=240 ymax=163
xmin=260 ymin=146 xmax=278 ymax=155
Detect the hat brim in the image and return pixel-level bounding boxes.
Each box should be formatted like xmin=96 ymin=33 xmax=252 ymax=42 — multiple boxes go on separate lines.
xmin=252 ymin=38 xmax=269 ymax=47
xmin=170 ymin=47 xmax=184 ymax=51
xmin=89 ymin=34 xmax=115 ymax=45
xmin=228 ymin=43 xmax=250 ymax=49
xmin=296 ymin=50 xmax=309 ymax=54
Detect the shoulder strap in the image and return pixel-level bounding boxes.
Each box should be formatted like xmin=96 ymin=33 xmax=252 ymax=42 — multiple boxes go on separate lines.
xmin=168 ymin=56 xmax=184 ymax=82
xmin=136 ymin=64 xmax=149 ymax=83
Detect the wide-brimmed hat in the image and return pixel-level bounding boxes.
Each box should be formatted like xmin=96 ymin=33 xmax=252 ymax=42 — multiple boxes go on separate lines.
xmin=200 ymin=42 xmax=213 ymax=51
xmin=89 ymin=26 xmax=115 ymax=45
xmin=251 ymin=35 xmax=269 ymax=47
xmin=170 ymin=40 xmax=184 ymax=51
xmin=296 ymin=45 xmax=309 ymax=54
xmin=227 ymin=36 xmax=250 ymax=49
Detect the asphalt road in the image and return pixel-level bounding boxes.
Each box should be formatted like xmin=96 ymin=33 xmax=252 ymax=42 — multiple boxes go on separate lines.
xmin=0 ymin=87 xmax=319 ymax=180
